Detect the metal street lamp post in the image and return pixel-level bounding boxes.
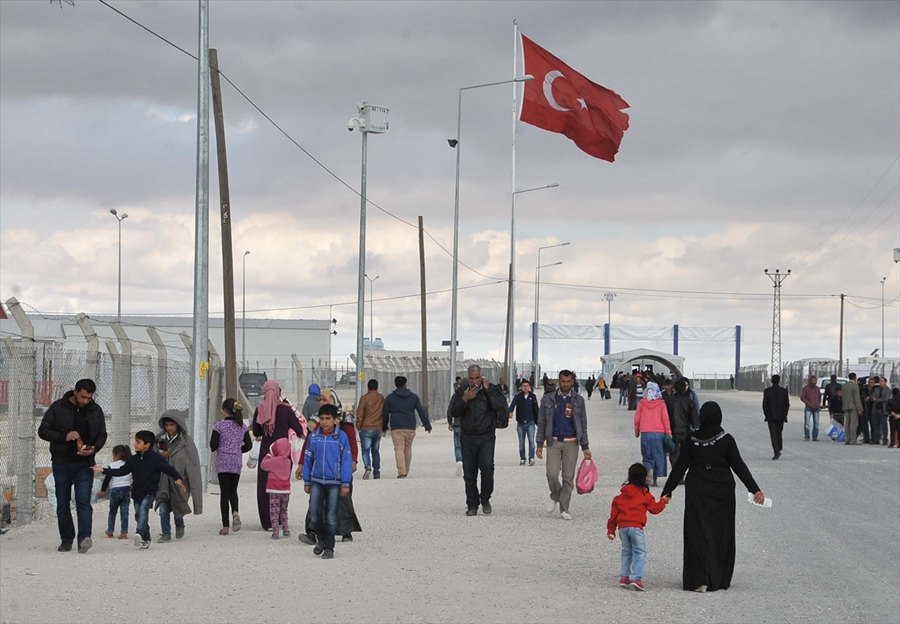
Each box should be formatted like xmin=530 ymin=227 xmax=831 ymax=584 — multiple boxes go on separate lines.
xmin=109 ymin=209 xmax=128 ymax=322
xmin=531 ymin=241 xmax=569 ymax=382
xmin=365 ymin=273 xmax=379 ymax=342
xmin=242 ymin=250 xmax=250 ymax=372
xmin=603 ymin=291 xmax=617 ymax=355
xmin=881 ymin=276 xmax=887 ymax=358
xmin=448 ymin=75 xmax=533 ymax=397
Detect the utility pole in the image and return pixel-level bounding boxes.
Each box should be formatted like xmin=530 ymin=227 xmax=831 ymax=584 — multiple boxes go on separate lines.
xmin=418 ymin=216 xmax=429 ymax=410
xmin=764 ymin=269 xmax=790 ymax=380
xmin=603 ymin=292 xmax=616 ymax=355
xmin=838 ymin=293 xmax=845 ymax=376
xmin=209 ymin=48 xmax=237 ymax=398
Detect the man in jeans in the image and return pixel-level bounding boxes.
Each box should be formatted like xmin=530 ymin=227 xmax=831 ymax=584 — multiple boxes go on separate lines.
xmin=799 ymin=375 xmax=821 ymax=441
xmin=508 ymin=380 xmax=539 ymax=465
xmin=382 ymin=376 xmax=431 ymax=478
xmin=355 ymin=379 xmax=385 ymax=479
xmin=537 ymin=370 xmax=592 ymax=520
xmin=448 ymin=365 xmax=509 ymax=516
xmin=38 ymin=378 xmax=108 ymax=553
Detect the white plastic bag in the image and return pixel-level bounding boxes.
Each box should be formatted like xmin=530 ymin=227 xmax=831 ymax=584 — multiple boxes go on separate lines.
xmin=246 ymin=440 xmax=261 ymax=469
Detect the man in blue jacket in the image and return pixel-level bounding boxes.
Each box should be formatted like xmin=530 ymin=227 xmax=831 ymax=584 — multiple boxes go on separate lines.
xmin=383 ymin=376 xmax=431 ymax=478
xmin=509 ymin=380 xmax=539 ymax=466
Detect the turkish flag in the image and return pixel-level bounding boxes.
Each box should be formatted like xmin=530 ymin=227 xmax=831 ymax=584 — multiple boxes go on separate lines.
xmin=520 ymin=34 xmax=630 ymax=162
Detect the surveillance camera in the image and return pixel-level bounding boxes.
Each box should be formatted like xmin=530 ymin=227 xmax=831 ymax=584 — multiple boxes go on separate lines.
xmin=347 ymin=119 xmax=356 ymax=132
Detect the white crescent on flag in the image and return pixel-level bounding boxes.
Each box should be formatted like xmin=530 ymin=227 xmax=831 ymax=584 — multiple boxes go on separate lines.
xmin=542 ymin=70 xmax=570 ymax=112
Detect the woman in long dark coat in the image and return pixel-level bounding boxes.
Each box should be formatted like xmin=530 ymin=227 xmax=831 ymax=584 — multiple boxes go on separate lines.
xmin=661 ymin=402 xmax=765 ymax=592
xmin=251 ymin=380 xmax=304 ymax=531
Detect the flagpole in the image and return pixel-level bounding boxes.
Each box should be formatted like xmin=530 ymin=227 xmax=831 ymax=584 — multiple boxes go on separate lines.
xmin=507 ymin=20 xmax=519 ymax=390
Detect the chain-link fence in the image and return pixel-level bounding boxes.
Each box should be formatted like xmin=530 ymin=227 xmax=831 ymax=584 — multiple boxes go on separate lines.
xmin=736 ymin=359 xmax=899 ymax=393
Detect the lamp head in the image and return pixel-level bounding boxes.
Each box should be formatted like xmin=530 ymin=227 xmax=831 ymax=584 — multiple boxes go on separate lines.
xmin=447 ymin=139 xmax=458 ymax=148
xmin=109 ymin=209 xmax=117 ymax=216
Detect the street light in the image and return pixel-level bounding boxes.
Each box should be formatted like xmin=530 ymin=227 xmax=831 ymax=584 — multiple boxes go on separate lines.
xmin=242 ymin=250 xmax=250 ymax=372
xmin=364 ymin=273 xmax=379 ymax=342
xmin=109 ymin=209 xmax=128 ymax=322
xmin=509 ymin=182 xmax=558 ymax=385
xmin=532 ymin=240 xmax=568 ymax=383
xmin=603 ymin=292 xmax=617 ymax=355
xmin=448 ymin=74 xmax=533 ymax=396
xmin=881 ymin=276 xmax=887 ymax=358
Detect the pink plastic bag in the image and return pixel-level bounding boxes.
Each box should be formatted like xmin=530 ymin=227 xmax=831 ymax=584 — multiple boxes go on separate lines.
xmin=575 ymin=458 xmax=598 ymax=495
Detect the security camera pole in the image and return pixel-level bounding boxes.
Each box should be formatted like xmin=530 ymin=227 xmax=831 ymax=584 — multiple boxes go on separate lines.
xmin=349 ymin=103 xmax=389 ymax=406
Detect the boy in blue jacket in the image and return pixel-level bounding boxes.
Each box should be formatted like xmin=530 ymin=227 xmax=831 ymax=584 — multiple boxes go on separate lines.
xmin=299 ymin=404 xmax=352 ymax=559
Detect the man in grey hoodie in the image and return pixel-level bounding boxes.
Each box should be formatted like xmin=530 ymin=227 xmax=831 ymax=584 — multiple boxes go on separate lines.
xmin=382 ymin=376 xmax=431 ymax=478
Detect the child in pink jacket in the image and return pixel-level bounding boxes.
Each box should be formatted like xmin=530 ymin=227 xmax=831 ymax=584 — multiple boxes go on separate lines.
xmin=634 ymin=382 xmax=672 ymax=486
xmin=260 ymin=438 xmax=293 ymax=539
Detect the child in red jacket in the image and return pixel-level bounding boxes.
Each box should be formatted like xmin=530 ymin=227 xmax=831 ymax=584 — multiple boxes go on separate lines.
xmin=260 ymin=438 xmax=293 ymax=540
xmin=607 ymin=463 xmax=668 ymax=591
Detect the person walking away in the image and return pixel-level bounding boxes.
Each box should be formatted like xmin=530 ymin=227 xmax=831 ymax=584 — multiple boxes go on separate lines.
xmin=355 ymin=379 xmax=385 ymax=479
xmin=447 ymin=365 xmax=509 ymax=516
xmin=252 ymin=380 xmax=305 ymax=530
xmin=38 ymin=378 xmax=108 ymax=554
xmin=799 ymin=375 xmax=821 ymax=441
xmin=888 ymin=387 xmax=900 ymax=448
xmin=823 ymin=374 xmax=840 ymax=409
xmin=762 ymin=374 xmax=789 ymax=460
xmin=298 ymin=404 xmax=352 ymax=560
xmin=382 ymin=376 xmax=432 ymax=478
xmin=585 ymin=375 xmax=595 ymax=400
xmin=841 ymin=373 xmax=863 ymax=445
xmin=155 ymin=410 xmax=203 ymax=542
xmin=634 ymin=382 xmax=672 ymax=486
xmin=667 ymin=379 xmax=699 ymax=471
xmin=99 ymin=445 xmax=132 ymax=539
xmin=607 ymin=463 xmax=668 ymax=591
xmin=93 ymin=431 xmax=185 ymax=550
xmin=597 ymin=376 xmax=608 ymax=400
xmin=661 ymin=402 xmax=765 ymax=592
xmin=302 ymin=384 xmax=322 ymax=422
xmin=210 ymin=398 xmax=252 ymax=535
xmin=260 ymin=438 xmax=293 ymax=539
xmin=509 ymin=380 xmax=539 ymax=465
xmin=536 ymin=369 xmax=592 ymax=520
xmin=871 ymin=377 xmax=891 ymax=445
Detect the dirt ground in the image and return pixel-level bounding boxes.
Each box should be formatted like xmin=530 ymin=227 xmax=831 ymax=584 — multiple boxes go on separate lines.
xmin=1 ymin=390 xmax=898 ymax=624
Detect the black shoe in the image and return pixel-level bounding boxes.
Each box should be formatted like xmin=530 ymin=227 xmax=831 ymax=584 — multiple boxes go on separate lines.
xmin=481 ymin=500 xmax=492 ymax=515
xmin=772 ymin=452 xmax=781 ymax=460
xmin=313 ymin=544 xmax=324 ymax=556
xmin=321 ymin=549 xmax=334 ymax=559
xmin=297 ymin=534 xmax=316 ymax=546
xmin=341 ymin=534 xmax=353 ymax=542
xmin=465 ymin=508 xmax=477 ymax=517
xmin=58 ymin=541 xmax=73 ymax=552
xmin=373 ymin=473 xmax=381 ymax=479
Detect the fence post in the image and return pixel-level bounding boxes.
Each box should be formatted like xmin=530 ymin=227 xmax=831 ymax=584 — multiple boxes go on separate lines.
xmin=291 ymin=354 xmax=304 ymax=404
xmin=147 ymin=327 xmax=168 ymax=417
xmin=205 ymin=340 xmax=221 ymax=488
xmin=104 ymin=340 xmax=129 ymax=447
xmin=5 ymin=298 xmax=36 ymax=524
xmin=75 ymin=313 xmax=100 ymax=382
xmin=111 ymin=323 xmax=133 ymax=446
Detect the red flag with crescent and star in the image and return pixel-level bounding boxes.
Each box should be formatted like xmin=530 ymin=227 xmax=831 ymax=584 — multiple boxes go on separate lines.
xmin=520 ymin=34 xmax=630 ymax=162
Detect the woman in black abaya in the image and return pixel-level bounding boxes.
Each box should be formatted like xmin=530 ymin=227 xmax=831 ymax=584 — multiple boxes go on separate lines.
xmin=661 ymin=401 xmax=765 ymax=592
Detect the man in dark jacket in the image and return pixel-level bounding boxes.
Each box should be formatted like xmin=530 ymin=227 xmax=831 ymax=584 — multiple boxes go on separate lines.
xmin=508 ymin=380 xmax=539 ymax=465
xmin=37 ymin=379 xmax=108 ymax=553
xmin=762 ymin=374 xmax=790 ymax=460
xmin=383 ymin=376 xmax=431 ymax=478
xmin=448 ymin=365 xmax=508 ymax=516
xmin=667 ymin=378 xmax=699 ymax=468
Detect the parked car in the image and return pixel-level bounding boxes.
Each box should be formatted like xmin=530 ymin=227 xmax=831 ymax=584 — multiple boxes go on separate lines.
xmin=338 ymin=372 xmax=357 ymax=386
xmin=239 ymin=372 xmax=268 ymax=408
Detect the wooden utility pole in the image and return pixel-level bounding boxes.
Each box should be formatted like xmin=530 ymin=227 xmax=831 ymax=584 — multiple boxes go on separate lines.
xmin=418 ymin=216 xmax=429 ymax=409
xmin=838 ymin=293 xmax=845 ymax=376
xmin=209 ymin=48 xmax=238 ymax=398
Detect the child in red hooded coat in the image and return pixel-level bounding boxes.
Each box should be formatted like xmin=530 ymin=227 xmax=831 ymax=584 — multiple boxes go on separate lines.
xmin=260 ymin=438 xmax=293 ymax=539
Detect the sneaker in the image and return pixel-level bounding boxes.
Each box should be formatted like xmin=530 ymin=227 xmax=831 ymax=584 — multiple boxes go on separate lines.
xmin=77 ymin=537 xmax=92 ymax=554
xmin=105 ymin=530 xmax=114 ymax=538
xmin=481 ymin=500 xmax=492 ymax=515
xmin=520 ymin=459 xmax=526 ymax=466
xmin=545 ymin=500 xmax=558 ymax=514
xmin=373 ymin=472 xmax=381 ymax=479
xmin=231 ymin=514 xmax=242 ymax=532
xmin=58 ymin=540 xmax=73 ymax=552
xmin=283 ymin=530 xmax=291 ymax=538
xmin=630 ymin=579 xmax=645 ymax=591
xmin=321 ymin=549 xmax=334 ymax=560
xmin=528 ymin=458 xmax=535 ymax=466
xmin=772 ymin=452 xmax=781 ymax=460
xmin=560 ymin=511 xmax=573 ymax=521
xmin=465 ymin=507 xmax=477 ymax=517
xmin=117 ymin=533 xmax=128 ymax=540
xmin=298 ymin=534 xmax=317 ymax=546
xmin=271 ymin=533 xmax=280 ymax=540
xmin=618 ymin=576 xmax=629 ymax=587
xmin=363 ymin=469 xmax=372 ymax=480
xmin=157 ymin=533 xmax=172 ymax=543
xmin=219 ymin=527 xmax=230 ymax=535
xmin=313 ymin=544 xmax=324 ymax=556
xmin=455 ymin=461 xmax=463 ymax=477
xmin=175 ymin=526 xmax=185 ymax=539
xmin=341 ymin=534 xmax=353 ymax=542
xmin=804 ymin=437 xmax=810 ymax=441
xmin=397 ymin=474 xmax=407 ymax=479
xmin=139 ymin=540 xmax=150 ymax=550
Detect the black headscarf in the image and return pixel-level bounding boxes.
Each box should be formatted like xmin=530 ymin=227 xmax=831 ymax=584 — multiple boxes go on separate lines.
xmin=694 ymin=401 xmax=725 ymax=439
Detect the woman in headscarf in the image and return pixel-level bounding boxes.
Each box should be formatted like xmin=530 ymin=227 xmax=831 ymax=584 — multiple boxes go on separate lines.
xmin=302 ymin=388 xmax=362 ymax=544
xmin=251 ymin=380 xmax=304 ymax=531
xmin=633 ymin=381 xmax=672 ymax=486
xmin=661 ymin=402 xmax=765 ymax=592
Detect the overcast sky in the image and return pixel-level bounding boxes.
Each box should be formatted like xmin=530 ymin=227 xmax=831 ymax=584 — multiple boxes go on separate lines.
xmin=1 ymin=0 xmax=898 ymax=377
